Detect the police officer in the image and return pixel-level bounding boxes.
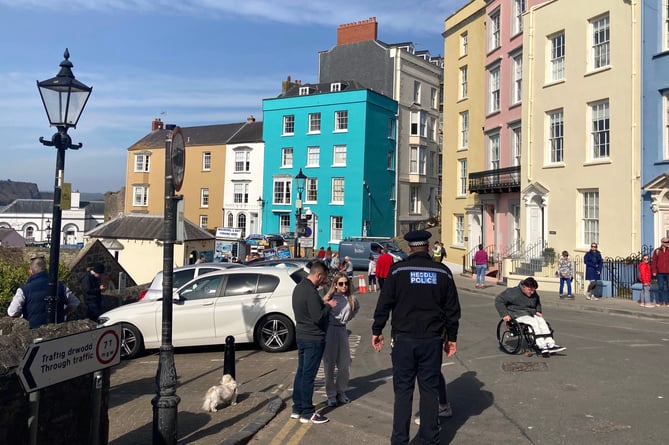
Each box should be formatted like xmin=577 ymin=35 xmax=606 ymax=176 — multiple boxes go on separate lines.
xmin=372 ymin=230 xmax=461 ymax=445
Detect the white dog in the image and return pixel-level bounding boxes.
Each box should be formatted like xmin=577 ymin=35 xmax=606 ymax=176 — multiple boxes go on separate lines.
xmin=201 ymin=374 xmax=239 ymax=412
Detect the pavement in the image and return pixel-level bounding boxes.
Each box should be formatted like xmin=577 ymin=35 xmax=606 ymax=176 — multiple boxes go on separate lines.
xmin=107 ymin=273 xmax=669 ymax=445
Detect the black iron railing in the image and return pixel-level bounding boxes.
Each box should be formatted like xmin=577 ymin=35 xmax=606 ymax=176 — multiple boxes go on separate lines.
xmin=468 ymin=166 xmax=521 ymax=194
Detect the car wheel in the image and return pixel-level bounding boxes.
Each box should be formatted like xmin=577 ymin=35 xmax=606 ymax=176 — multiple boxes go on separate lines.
xmin=255 ymin=314 xmax=295 ymax=353
xmin=120 ymin=323 xmax=144 ymax=359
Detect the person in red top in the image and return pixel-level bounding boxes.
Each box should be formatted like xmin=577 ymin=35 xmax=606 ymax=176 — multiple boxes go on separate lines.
xmin=317 ymin=247 xmax=326 ymax=259
xmin=376 ymin=248 xmax=394 ymax=290
xmin=651 ymin=237 xmax=669 ymax=306
xmin=638 ymin=254 xmax=652 ymax=307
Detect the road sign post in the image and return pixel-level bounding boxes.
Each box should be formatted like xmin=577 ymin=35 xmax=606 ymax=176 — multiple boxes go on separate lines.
xmin=18 ymin=325 xmax=121 ymax=393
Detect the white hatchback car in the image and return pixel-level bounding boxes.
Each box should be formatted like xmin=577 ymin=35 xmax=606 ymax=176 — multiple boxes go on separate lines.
xmin=99 ymin=266 xmax=303 ymax=358
xmin=138 ymin=262 xmax=245 ymax=302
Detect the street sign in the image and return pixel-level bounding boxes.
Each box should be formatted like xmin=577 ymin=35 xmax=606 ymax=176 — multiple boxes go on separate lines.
xmin=18 ymin=325 xmax=121 ymax=393
xmin=171 ymin=126 xmax=186 ymax=192
xmin=300 ymin=237 xmax=314 ymax=248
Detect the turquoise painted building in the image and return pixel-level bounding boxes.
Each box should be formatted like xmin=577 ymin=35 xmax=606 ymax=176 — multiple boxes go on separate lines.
xmin=261 ymin=80 xmax=398 ymax=250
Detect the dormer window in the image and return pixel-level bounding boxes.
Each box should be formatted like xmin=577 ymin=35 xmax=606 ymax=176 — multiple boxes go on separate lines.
xmin=299 ymin=86 xmax=310 ymax=96
xmin=330 ymin=82 xmax=342 ymax=92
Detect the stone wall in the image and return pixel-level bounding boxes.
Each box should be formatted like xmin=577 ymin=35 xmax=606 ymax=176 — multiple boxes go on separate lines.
xmin=0 ymin=318 xmax=110 ymax=445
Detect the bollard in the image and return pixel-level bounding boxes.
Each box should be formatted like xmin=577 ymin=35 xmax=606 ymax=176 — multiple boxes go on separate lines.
xmin=224 ymin=335 xmax=236 ymax=379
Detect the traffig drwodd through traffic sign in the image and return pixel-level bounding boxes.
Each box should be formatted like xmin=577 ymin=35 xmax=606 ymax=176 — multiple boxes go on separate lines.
xmin=18 ymin=324 xmax=122 ymax=393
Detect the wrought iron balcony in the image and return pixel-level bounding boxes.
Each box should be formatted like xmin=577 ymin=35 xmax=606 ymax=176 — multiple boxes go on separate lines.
xmin=468 ymin=165 xmax=521 ymax=194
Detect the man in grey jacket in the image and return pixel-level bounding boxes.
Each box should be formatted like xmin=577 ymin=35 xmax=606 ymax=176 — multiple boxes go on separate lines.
xmin=291 ymin=260 xmax=337 ymax=424
xmin=495 ymin=277 xmax=565 ymax=355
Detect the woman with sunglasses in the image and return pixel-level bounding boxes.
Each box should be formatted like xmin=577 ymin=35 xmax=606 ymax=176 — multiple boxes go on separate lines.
xmin=322 ymin=272 xmax=360 ymax=407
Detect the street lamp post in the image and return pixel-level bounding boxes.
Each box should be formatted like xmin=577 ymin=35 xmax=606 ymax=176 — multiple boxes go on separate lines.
xmin=37 ymin=49 xmax=92 ymax=324
xmin=257 ymin=196 xmax=265 ymax=234
xmin=294 ymin=168 xmax=307 ymax=258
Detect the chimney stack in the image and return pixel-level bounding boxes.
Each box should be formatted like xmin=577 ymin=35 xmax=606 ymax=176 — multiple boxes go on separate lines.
xmin=152 ymin=118 xmax=164 ymax=131
xmin=337 ymin=17 xmax=378 ymax=46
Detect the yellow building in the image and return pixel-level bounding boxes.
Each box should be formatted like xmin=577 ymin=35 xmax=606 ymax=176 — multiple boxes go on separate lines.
xmin=124 ymin=117 xmax=260 ymax=232
xmin=441 ymin=0 xmax=487 ymax=272
xmin=521 ymin=0 xmax=641 ymax=258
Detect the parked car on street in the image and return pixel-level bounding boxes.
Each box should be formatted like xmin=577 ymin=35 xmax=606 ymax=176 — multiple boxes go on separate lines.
xmin=138 ymin=262 xmax=245 ymax=302
xmin=98 ymin=266 xmax=302 ymax=358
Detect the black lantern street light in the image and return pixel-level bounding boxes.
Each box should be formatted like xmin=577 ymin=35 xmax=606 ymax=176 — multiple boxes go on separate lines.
xmin=38 ymin=49 xmax=92 ymax=324
xmin=294 ymin=168 xmax=307 ymax=258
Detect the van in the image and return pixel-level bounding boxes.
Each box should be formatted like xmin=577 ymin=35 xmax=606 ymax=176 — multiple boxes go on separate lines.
xmin=338 ymin=239 xmax=407 ymax=269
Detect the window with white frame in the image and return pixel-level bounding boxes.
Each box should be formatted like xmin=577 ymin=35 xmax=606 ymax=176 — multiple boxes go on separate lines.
xmin=330 ymin=216 xmax=343 ymax=241
xmin=306 ymin=178 xmax=318 ymax=202
xmin=331 ymin=178 xmax=344 ymax=203
xmin=455 ymin=215 xmax=465 ymax=245
xmin=390 ymin=182 xmax=396 ymax=201
xmin=309 ymin=112 xmax=321 ymax=133
xmin=281 ymin=148 xmax=293 ymax=168
xmin=387 ymin=150 xmax=395 ymax=170
xmin=513 ymin=0 xmax=526 ymax=35
xmin=233 ymin=183 xmax=249 ymax=204
xmin=202 ymin=152 xmax=211 ymax=171
xmin=590 ymin=100 xmax=610 ymax=159
xmin=429 ymin=151 xmax=436 ymax=176
xmin=489 ymin=133 xmax=500 ymax=170
xmin=511 ymin=125 xmax=522 ymax=166
xmin=307 ymin=146 xmax=320 ymax=167
xmin=332 ymin=145 xmax=347 ymax=166
xmin=273 ymin=178 xmax=291 ymax=204
xmin=461 ymin=32 xmax=468 ymax=56
xmin=427 ymin=117 xmax=436 ymax=142
xmin=431 ymin=87 xmax=438 ymax=109
xmin=283 ymin=115 xmax=294 ymax=135
xmin=200 ymin=188 xmax=209 ymax=207
xmin=330 ymin=82 xmax=342 ymax=92
xmin=489 ymin=10 xmax=501 ymax=50
xmin=388 ymin=118 xmax=396 ymax=139
xmin=458 ymin=159 xmax=467 ymax=197
xmin=488 ymin=66 xmax=500 ymax=113
xmin=132 ymin=185 xmax=149 ymax=206
xmin=235 ymin=150 xmax=250 ymax=172
xmin=581 ymin=190 xmax=599 ymax=246
xmin=591 ymin=14 xmax=610 ymax=70
xmin=26 ymin=226 xmax=34 ymax=239
xmin=459 ymin=111 xmax=469 ymax=149
xmin=409 ymin=185 xmax=420 ymax=214
xmin=410 ymin=146 xmax=427 ymax=174
xmin=548 ymin=109 xmax=564 ymax=163
xmin=550 ymin=32 xmax=565 ymax=82
xmin=664 ymin=91 xmax=669 ymax=159
xmin=410 ymin=111 xmax=427 ymax=137
xmin=299 ymin=86 xmax=310 ymax=96
xmin=413 ymin=81 xmax=421 ymax=104
xmin=279 ymin=214 xmax=291 ymax=235
xmin=460 ymin=66 xmax=468 ymax=99
xmin=134 ymin=154 xmax=150 ymax=172
xmin=227 ymin=213 xmax=233 ymax=227
xmin=511 ymin=53 xmax=522 ymax=105
xmin=199 ymin=215 xmax=208 ymax=230
xmin=334 ymin=110 xmax=348 ymax=131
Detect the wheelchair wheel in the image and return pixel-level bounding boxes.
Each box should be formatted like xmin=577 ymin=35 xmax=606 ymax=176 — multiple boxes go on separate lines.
xmin=497 ymin=319 xmax=522 ymax=354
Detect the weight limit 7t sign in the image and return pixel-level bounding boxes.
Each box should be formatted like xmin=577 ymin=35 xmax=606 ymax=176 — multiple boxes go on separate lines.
xmin=19 ymin=325 xmax=122 ymax=392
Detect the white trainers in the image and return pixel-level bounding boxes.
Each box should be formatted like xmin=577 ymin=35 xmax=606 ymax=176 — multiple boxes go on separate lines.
xmin=300 ymin=413 xmax=329 ymax=424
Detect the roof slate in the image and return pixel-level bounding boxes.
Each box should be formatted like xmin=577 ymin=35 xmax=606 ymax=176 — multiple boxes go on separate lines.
xmin=86 ymin=214 xmax=214 ymax=241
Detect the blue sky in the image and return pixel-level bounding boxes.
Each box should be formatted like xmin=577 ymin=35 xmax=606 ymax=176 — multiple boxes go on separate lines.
xmin=0 ymin=0 xmax=467 ymax=194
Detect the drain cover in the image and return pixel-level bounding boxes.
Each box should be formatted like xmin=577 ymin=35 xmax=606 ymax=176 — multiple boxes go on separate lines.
xmin=502 ymin=361 xmax=549 ymax=372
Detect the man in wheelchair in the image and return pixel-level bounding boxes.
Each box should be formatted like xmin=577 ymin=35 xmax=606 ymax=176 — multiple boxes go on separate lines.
xmin=495 ymin=277 xmax=565 ymax=355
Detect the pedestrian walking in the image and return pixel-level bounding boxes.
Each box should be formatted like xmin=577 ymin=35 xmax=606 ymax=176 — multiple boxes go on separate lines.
xmin=368 ymin=255 xmax=378 ymax=292
xmin=652 ymin=237 xmax=669 ymax=306
xmin=638 ymin=254 xmax=653 ymax=307
xmin=7 ymin=255 xmax=80 ymax=328
xmin=323 ymin=272 xmax=360 ymax=407
xmin=291 ymin=260 xmax=337 ymax=424
xmin=372 ymin=230 xmax=461 ymax=445
xmin=82 ymin=263 xmax=106 ymax=321
xmin=584 ymin=243 xmax=603 ymax=300
xmin=473 ymin=244 xmax=488 ymax=288
xmin=558 ymin=251 xmax=574 ymax=299
xmin=376 ymin=248 xmax=394 ymax=290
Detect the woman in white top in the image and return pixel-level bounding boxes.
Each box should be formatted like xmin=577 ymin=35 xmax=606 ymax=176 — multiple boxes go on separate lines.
xmin=322 ymin=272 xmax=360 ymax=407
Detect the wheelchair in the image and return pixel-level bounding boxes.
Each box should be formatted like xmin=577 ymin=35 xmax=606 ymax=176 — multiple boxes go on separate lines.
xmin=496 ymin=318 xmax=554 ymax=357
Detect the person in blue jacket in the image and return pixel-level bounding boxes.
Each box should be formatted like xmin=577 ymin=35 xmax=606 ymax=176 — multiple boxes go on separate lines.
xmin=584 ymin=243 xmax=603 ymax=300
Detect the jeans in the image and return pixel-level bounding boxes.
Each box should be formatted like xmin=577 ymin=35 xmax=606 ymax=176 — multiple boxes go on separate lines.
xmin=292 ymin=338 xmax=325 ymax=418
xmin=390 ymin=336 xmax=442 ymax=445
xmin=559 ymin=277 xmax=572 ymax=296
xmin=657 ymin=274 xmax=669 ymax=305
xmin=475 ymin=265 xmax=487 ymax=285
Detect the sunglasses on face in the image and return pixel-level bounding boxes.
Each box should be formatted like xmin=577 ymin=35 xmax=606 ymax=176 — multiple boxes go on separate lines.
xmin=336 ymin=281 xmax=349 ymax=287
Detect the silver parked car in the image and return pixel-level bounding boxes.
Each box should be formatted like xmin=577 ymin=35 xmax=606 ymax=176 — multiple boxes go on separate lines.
xmin=138 ymin=262 xmax=245 ymax=302
xmin=99 ymin=266 xmax=303 ymax=358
